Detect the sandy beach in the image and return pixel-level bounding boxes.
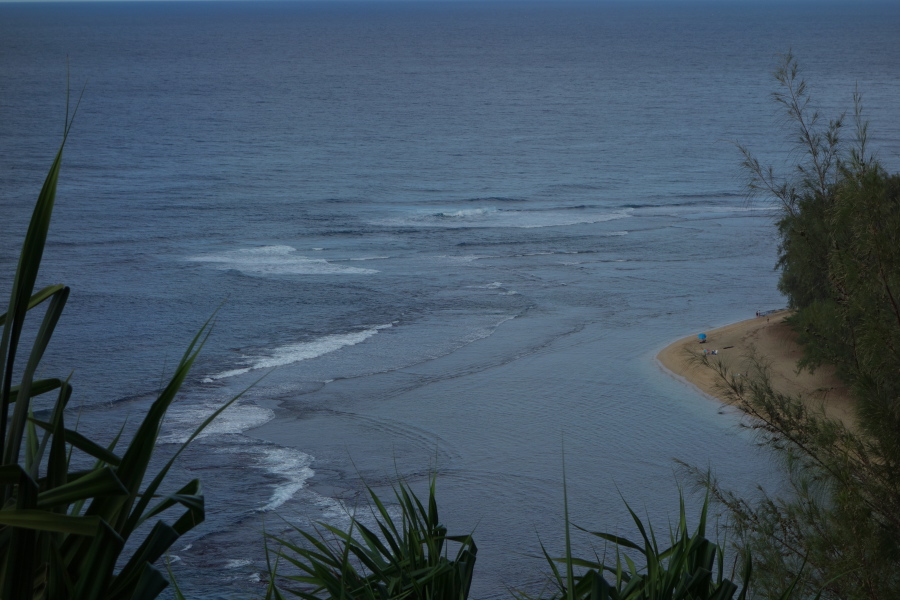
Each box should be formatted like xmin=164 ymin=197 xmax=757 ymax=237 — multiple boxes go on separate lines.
xmin=657 ymin=311 xmax=856 ymax=427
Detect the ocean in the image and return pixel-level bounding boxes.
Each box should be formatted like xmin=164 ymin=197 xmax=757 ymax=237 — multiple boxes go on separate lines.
xmin=2 ymin=1 xmax=899 ymax=598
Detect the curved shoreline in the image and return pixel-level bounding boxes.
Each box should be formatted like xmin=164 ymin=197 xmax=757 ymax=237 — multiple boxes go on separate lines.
xmin=657 ymin=311 xmax=856 ymax=426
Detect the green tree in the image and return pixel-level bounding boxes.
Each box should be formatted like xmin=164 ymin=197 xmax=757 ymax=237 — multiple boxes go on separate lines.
xmin=693 ymin=53 xmax=900 ymax=600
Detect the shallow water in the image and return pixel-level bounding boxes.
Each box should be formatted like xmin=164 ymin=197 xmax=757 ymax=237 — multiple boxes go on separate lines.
xmin=2 ymin=2 xmax=900 ymax=597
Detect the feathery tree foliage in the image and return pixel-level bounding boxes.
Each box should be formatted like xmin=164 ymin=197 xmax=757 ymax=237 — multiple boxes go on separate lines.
xmin=690 ymin=52 xmax=900 ymax=600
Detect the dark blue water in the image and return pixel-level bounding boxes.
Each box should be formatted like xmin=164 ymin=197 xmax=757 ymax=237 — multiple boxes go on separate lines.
xmin=2 ymin=2 xmax=900 ymax=598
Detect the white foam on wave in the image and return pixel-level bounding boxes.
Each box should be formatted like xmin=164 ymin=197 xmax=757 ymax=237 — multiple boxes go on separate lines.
xmin=377 ymin=207 xmax=632 ymax=229
xmin=215 ymin=443 xmax=316 ymax=513
xmin=437 ymin=254 xmax=487 ymax=264
xmin=160 ymin=402 xmax=275 ymax=444
xmin=165 ymin=406 xmax=317 ymax=512
xmin=469 ymin=281 xmax=519 ymax=295
xmin=456 ymin=314 xmax=517 ymax=345
xmin=188 ymin=245 xmax=378 ymax=275
xmin=437 ymin=207 xmax=494 ymax=218
xmin=224 ymin=559 xmax=253 ymax=569
xmin=252 ymin=446 xmax=315 ymax=512
xmin=210 ymin=325 xmax=392 ymax=380
xmin=312 ymin=494 xmax=403 ymax=534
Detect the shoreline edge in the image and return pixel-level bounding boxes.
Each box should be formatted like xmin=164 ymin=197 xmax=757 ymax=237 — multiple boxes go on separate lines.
xmin=656 ymin=311 xmax=855 ymax=426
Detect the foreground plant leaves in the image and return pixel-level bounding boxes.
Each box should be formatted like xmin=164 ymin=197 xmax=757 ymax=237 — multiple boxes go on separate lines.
xmin=0 ymin=96 xmax=243 ymax=599
xmin=268 ymin=475 xmax=477 ymax=600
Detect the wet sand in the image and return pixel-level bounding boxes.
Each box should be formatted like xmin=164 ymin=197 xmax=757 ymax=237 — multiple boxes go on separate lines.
xmin=657 ymin=311 xmax=855 ymax=427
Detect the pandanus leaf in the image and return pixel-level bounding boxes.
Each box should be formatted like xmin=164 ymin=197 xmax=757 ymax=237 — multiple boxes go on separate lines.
xmin=0 ymin=509 xmax=103 ymax=536
xmin=36 ymin=467 xmax=127 ymax=509
xmin=29 ymin=418 xmax=122 ymax=467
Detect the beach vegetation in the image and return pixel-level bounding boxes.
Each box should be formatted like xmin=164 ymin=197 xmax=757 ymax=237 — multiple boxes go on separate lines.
xmin=0 ymin=96 xmax=242 ymax=599
xmin=692 ymin=52 xmax=900 ymax=600
xmin=538 ymin=489 xmax=759 ymax=600
xmin=265 ymin=475 xmax=476 ymax=600
xmin=266 ymin=473 xmax=812 ymax=600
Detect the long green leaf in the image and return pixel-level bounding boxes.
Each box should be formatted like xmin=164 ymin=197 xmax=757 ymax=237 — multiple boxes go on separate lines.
xmin=0 ymin=128 xmax=71 ymax=468
xmin=2 ymin=463 xmax=40 ymax=600
xmin=29 ymin=418 xmax=122 ymax=467
xmin=7 ymin=376 xmax=66 ymax=405
xmin=0 ymin=462 xmax=35 ymax=484
xmin=70 ymin=519 xmax=124 ymax=599
xmin=141 ymin=479 xmax=204 ymax=535
xmin=127 ymin=563 xmax=170 ymax=600
xmin=41 ymin=375 xmax=74 ymax=490
xmin=47 ymin=529 xmax=75 ymax=599
xmin=0 ymin=509 xmax=101 ymax=536
xmin=577 ymin=529 xmax=644 ymax=553
xmin=0 ymin=284 xmax=66 ymax=328
xmin=4 ymin=285 xmax=69 ymax=465
xmin=36 ymin=466 xmax=127 ymax=509
xmin=79 ymin=319 xmax=213 ymax=534
xmin=125 ymin=363 xmax=258 ymax=536
xmin=108 ymin=521 xmax=179 ymax=599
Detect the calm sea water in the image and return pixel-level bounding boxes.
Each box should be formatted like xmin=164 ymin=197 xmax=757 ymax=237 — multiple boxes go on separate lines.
xmin=2 ymin=1 xmax=900 ymax=598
